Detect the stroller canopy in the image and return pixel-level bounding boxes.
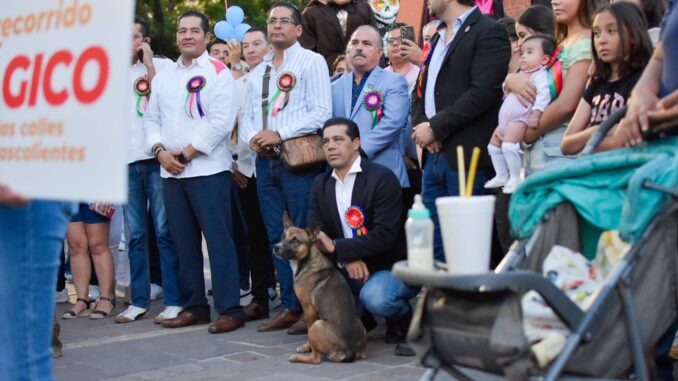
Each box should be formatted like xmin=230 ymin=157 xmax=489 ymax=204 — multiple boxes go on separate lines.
xmin=510 ymin=137 xmax=678 ymax=244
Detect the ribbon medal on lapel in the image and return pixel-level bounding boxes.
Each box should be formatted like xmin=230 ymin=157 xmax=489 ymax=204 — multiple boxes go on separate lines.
xmin=185 ymin=75 xmax=206 ymax=119
xmin=345 ymin=206 xmax=368 ymax=238
xmin=363 ymin=90 xmax=384 ymax=129
xmin=134 ymin=77 xmax=151 ymax=117
xmin=267 ymin=71 xmax=296 ymax=117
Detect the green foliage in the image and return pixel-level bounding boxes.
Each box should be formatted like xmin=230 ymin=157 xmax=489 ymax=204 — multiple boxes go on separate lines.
xmin=135 ymin=0 xmax=305 ymax=59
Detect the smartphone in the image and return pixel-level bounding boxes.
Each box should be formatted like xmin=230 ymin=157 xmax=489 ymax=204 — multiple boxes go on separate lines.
xmin=400 ymin=25 xmax=415 ymax=42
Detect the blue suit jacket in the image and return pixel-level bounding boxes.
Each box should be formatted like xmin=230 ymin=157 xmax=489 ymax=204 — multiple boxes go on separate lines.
xmin=331 ymin=66 xmax=410 ymax=187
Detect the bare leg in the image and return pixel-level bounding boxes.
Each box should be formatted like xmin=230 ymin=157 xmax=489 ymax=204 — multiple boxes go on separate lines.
xmin=503 ymin=121 xmax=528 ymax=144
xmin=86 ymin=222 xmax=115 ymax=314
xmin=67 ymin=222 xmax=91 ymax=315
xmin=490 ymin=127 xmax=503 ymax=147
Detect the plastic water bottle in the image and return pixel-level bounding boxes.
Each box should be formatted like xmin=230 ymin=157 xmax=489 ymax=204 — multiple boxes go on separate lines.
xmin=405 ymin=194 xmax=434 ymax=271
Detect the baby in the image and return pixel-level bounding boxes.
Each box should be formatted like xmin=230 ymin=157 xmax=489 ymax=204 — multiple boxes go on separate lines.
xmin=485 ymin=34 xmax=555 ymax=194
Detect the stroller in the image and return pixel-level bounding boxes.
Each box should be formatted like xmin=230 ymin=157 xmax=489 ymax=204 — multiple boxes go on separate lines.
xmin=393 ymin=109 xmax=678 ymax=381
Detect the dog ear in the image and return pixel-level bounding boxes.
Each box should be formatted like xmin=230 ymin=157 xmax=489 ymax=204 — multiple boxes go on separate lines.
xmin=307 ymin=225 xmax=320 ymax=241
xmin=283 ymin=212 xmax=294 ymax=229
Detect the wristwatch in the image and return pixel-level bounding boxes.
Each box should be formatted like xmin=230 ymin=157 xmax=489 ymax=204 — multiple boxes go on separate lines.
xmin=233 ymin=62 xmax=243 ymax=71
xmin=177 ymin=152 xmax=190 ymax=164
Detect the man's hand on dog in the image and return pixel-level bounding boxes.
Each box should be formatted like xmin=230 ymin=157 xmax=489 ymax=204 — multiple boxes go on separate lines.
xmin=345 ymin=260 xmax=370 ymax=283
xmin=316 ymin=231 xmax=336 ymax=254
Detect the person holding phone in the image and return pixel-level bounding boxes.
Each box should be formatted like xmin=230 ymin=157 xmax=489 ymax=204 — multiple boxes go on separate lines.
xmin=115 ymin=17 xmax=181 ymax=324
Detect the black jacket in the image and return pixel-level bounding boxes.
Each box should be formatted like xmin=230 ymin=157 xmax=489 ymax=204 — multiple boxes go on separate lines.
xmin=307 ymin=157 xmax=406 ymax=273
xmin=412 ymin=8 xmax=510 ymax=170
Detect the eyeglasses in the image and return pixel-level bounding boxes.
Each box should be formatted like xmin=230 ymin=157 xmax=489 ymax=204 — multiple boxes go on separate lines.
xmin=386 ymin=38 xmax=402 ymax=46
xmin=267 ymin=17 xmax=296 ymax=26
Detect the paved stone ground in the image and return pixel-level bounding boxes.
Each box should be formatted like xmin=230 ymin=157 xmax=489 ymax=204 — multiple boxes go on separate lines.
xmin=54 ymin=296 xmax=491 ymax=381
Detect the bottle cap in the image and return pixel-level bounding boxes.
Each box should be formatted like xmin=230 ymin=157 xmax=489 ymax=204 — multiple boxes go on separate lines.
xmin=408 ymin=194 xmax=430 ymax=219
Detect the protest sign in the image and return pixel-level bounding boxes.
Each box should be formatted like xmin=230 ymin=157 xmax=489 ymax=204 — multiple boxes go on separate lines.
xmin=0 ymin=0 xmax=133 ymax=202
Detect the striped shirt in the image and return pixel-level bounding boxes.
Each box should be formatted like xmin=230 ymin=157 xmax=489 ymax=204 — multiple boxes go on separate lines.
xmin=241 ymin=42 xmax=331 ymax=145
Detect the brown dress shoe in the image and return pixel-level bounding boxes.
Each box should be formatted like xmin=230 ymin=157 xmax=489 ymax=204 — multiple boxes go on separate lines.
xmin=208 ymin=315 xmax=245 ymax=334
xmin=286 ymin=317 xmax=308 ymax=335
xmin=162 ymin=310 xmax=210 ymax=328
xmin=256 ymin=308 xmax=301 ymax=332
xmin=244 ymin=302 xmax=269 ymax=322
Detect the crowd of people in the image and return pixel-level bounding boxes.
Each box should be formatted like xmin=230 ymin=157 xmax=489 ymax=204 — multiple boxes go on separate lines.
xmin=1 ymin=0 xmax=677 ymax=380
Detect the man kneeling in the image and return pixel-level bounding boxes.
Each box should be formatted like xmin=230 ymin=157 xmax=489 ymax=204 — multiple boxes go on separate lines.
xmin=308 ymin=117 xmax=418 ymax=356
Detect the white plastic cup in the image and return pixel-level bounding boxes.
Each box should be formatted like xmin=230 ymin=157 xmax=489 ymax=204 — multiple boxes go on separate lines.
xmin=435 ymin=195 xmax=496 ymax=274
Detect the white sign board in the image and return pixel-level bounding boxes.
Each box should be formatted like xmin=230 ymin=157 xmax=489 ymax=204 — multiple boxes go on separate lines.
xmin=0 ymin=0 xmax=133 ymax=202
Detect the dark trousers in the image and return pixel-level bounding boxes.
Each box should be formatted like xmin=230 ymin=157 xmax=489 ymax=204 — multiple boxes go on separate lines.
xmin=162 ymin=171 xmax=243 ymax=318
xmin=237 ymin=175 xmax=275 ymax=308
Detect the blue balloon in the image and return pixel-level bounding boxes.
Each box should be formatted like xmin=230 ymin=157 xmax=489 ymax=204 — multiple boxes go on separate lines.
xmin=214 ymin=20 xmax=234 ymax=41
xmin=234 ymin=23 xmax=251 ymax=42
xmin=226 ymin=6 xmax=245 ymax=26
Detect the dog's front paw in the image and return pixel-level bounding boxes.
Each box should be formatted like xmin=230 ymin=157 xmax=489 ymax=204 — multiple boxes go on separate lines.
xmin=296 ymin=342 xmax=311 ymax=353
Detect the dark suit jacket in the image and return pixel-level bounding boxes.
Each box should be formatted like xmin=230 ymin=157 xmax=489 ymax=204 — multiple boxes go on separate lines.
xmin=412 ymin=8 xmax=510 ymax=171
xmin=307 ymin=157 xmax=406 ymax=273
xmin=300 ymin=0 xmax=377 ymax=70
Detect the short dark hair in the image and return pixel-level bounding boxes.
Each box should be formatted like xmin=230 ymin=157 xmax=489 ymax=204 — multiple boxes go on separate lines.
xmin=387 ymin=22 xmax=415 ymax=41
xmin=269 ymin=1 xmax=302 ymax=25
xmin=322 ymin=117 xmax=360 ymax=141
xmin=207 ymin=39 xmax=227 ymax=53
xmin=178 ymin=10 xmax=210 ymax=34
xmin=518 ymin=5 xmax=555 ymax=36
xmin=591 ymin=2 xmax=653 ymax=85
xmin=457 ymin=0 xmax=476 ymax=7
xmin=135 ymin=17 xmax=150 ymax=38
xmin=244 ymin=26 xmax=268 ymax=42
xmin=523 ymin=33 xmax=557 ymax=57
xmin=497 ymin=17 xmax=517 ymax=42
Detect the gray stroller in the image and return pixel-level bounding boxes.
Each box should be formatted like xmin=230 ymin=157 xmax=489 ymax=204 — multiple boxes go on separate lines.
xmin=393 ymin=111 xmax=678 ymax=381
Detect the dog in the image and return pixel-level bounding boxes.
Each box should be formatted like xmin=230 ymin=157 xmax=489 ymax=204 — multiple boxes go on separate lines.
xmin=276 ymin=213 xmax=367 ymax=364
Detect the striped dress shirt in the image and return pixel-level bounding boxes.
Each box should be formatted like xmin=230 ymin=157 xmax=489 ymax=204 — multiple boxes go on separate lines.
xmin=241 ymin=42 xmax=331 ymax=145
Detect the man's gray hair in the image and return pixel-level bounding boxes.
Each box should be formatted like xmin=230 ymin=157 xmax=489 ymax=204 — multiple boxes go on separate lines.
xmin=351 ymin=25 xmax=383 ymax=48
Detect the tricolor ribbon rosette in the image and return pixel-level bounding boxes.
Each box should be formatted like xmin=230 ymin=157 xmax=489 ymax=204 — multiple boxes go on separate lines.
xmin=345 ymin=206 xmax=368 ymax=238
xmin=185 ymin=75 xmax=207 ymax=119
xmin=546 ymin=47 xmax=564 ymax=99
xmin=134 ymin=77 xmax=151 ymax=117
xmin=267 ymin=71 xmax=296 ymax=117
xmin=362 ymin=90 xmax=384 ymax=128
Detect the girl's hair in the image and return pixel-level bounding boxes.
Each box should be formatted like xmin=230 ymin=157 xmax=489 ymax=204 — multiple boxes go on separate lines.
xmin=518 ymin=5 xmax=555 ymax=36
xmin=497 ymin=17 xmax=518 ymax=42
xmin=636 ymin=0 xmax=666 ymax=29
xmin=591 ymin=2 xmax=653 ymax=84
xmin=555 ymin=0 xmax=609 ymax=43
xmin=331 ymin=54 xmax=346 ymax=73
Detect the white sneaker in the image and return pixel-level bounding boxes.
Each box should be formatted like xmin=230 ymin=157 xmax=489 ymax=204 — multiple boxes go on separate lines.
xmin=150 ymin=283 xmax=164 ymax=301
xmin=240 ymin=288 xmax=253 ymax=305
xmin=88 ymin=285 xmax=100 ymax=301
xmin=268 ymin=287 xmax=281 ymax=310
xmin=154 ymin=306 xmax=183 ymax=324
xmin=114 ymin=305 xmax=148 ymax=323
xmin=56 ymin=288 xmax=70 ymax=303
xmin=484 ymin=175 xmax=509 ymax=189
xmin=503 ymin=178 xmax=521 ymax=194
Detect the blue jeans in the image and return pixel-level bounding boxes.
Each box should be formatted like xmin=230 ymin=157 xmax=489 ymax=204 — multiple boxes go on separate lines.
xmin=124 ymin=159 xmax=181 ymax=309
xmin=162 ymin=171 xmax=243 ymax=318
xmin=0 ymin=201 xmax=74 ymax=381
xmin=359 ymin=271 xmax=419 ymax=318
xmin=256 ymin=157 xmax=319 ymax=312
xmin=422 ymin=152 xmax=488 ymax=262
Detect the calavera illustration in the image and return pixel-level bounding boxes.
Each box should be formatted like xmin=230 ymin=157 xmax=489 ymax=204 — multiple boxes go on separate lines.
xmin=369 ymin=0 xmax=400 ymax=28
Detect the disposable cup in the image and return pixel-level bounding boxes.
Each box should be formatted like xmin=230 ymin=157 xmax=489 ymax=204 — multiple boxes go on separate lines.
xmin=435 ymin=195 xmax=495 ymax=274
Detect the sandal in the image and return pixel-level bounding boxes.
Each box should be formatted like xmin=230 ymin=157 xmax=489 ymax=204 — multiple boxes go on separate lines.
xmin=62 ymin=298 xmax=91 ymax=319
xmin=89 ymin=296 xmax=116 ymax=320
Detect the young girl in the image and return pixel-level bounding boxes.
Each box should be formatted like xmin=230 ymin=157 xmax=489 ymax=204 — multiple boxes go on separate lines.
xmin=505 ymin=0 xmax=606 ymax=175
xmin=561 ymin=2 xmax=653 ymax=155
xmin=486 ymin=35 xmax=556 ymax=193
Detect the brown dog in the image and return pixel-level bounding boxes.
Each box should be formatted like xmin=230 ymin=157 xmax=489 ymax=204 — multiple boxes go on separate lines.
xmin=276 ymin=213 xmax=367 ymax=364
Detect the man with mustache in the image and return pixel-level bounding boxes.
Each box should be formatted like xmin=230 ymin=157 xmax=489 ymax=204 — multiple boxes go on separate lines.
xmin=330 ymin=25 xmax=410 ymax=189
